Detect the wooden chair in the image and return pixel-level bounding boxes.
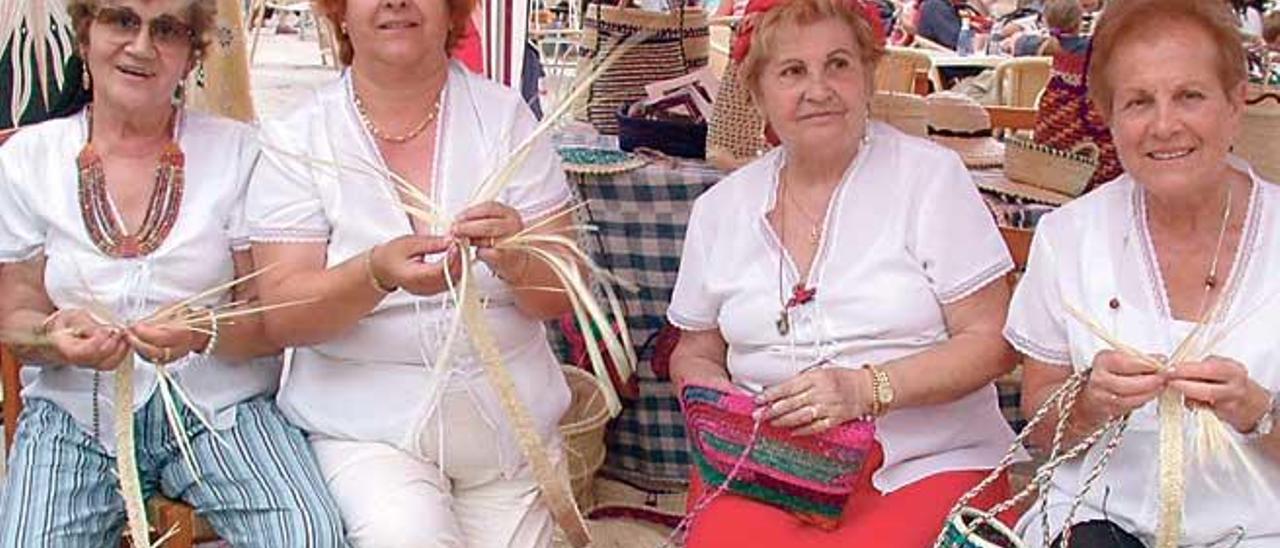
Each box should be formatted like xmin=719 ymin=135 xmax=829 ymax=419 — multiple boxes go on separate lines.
xmin=984 ymin=104 xmax=1038 ymax=132
xmin=1000 ymin=225 xmax=1035 ymax=274
xmin=992 ymin=56 xmax=1051 ymax=108
xmin=0 ymin=346 xmax=215 ymax=547
xmin=876 ymin=46 xmax=940 ymax=93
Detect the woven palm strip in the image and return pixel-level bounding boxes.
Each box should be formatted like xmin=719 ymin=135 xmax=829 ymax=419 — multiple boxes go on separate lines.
xmin=706 ymin=62 xmax=766 ymax=168
xmin=460 ymin=274 xmax=592 ymax=546
xmin=575 ymin=5 xmax=709 ymax=135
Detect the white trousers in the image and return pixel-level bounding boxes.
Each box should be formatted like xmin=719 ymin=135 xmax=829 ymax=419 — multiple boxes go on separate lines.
xmin=312 ymin=389 xmax=557 ymax=548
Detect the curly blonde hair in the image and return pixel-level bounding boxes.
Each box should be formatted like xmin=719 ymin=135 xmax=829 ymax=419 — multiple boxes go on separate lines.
xmin=739 ymin=0 xmax=885 ymax=98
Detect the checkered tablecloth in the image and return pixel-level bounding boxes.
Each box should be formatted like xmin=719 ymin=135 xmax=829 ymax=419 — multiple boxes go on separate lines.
xmin=552 ymin=132 xmax=723 ymax=488
xmin=551 ymin=134 xmax=1048 ymax=488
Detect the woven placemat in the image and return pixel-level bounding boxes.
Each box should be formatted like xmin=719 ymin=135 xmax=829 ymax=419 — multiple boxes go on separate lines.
xmin=558 ymin=146 xmax=649 ymax=176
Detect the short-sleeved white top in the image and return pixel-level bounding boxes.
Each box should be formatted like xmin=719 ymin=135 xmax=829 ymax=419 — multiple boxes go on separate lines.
xmin=0 ymin=109 xmax=279 ymax=452
xmin=667 ymin=122 xmax=1020 ymax=492
xmin=1005 ymin=161 xmax=1280 ymax=547
xmin=245 ymin=63 xmax=573 ymax=473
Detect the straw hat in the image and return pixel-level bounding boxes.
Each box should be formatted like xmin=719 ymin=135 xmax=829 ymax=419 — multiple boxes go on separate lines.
xmin=871 ymin=91 xmax=928 ymax=138
xmin=926 ymin=92 xmax=1005 ymax=169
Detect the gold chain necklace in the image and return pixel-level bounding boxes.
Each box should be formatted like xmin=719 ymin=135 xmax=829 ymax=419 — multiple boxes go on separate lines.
xmin=781 ymin=177 xmax=825 ymax=245
xmin=353 ymin=89 xmax=441 ymax=144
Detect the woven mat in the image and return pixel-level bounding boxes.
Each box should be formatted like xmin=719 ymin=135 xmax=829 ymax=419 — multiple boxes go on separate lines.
xmin=553 ymin=477 xmax=686 ymax=547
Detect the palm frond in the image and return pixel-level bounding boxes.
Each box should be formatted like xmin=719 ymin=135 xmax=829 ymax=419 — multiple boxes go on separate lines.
xmin=3 ymin=0 xmax=75 ymax=124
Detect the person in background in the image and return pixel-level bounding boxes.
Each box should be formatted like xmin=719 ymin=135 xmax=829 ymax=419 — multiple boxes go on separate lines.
xmin=1231 ymin=0 xmax=1264 ymax=38
xmin=1266 ymin=10 xmax=1280 ymax=52
xmin=1077 ymin=0 xmax=1102 ymax=34
xmin=1013 ymin=0 xmax=1085 ymax=56
xmin=988 ymin=0 xmax=1043 ymax=55
xmin=917 ymin=0 xmax=963 ymax=49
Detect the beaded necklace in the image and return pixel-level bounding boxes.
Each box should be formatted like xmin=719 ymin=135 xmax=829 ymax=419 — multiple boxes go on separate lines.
xmin=76 ymin=106 xmax=185 ymax=259
xmin=76 ymin=106 xmax=184 ymax=440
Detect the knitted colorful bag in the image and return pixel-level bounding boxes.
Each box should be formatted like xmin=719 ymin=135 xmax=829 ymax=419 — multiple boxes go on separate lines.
xmin=1032 ymin=38 xmax=1122 ymax=190
xmin=680 ymin=382 xmax=876 ymax=530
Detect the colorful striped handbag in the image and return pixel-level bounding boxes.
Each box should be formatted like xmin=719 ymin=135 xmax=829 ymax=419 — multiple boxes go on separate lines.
xmin=680 ymin=381 xmax=876 ymax=530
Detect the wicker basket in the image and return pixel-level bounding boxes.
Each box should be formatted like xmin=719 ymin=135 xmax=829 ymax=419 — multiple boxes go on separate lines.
xmin=706 ymin=61 xmax=767 ymax=171
xmin=1004 ymin=136 xmax=1099 ymax=199
xmin=559 ymin=366 xmax=611 ymax=510
xmin=938 ymin=508 xmax=1025 ymax=548
xmin=1235 ymin=89 xmax=1280 ymax=183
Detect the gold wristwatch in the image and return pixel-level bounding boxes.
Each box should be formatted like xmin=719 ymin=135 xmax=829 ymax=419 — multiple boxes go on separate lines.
xmin=864 ymin=364 xmax=895 ymax=417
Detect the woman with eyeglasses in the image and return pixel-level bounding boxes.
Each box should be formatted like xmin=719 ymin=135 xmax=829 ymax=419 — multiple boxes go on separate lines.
xmin=0 ymin=1 xmax=346 ymax=545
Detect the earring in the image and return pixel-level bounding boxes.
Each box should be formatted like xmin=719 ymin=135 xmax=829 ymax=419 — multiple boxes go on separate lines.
xmin=196 ymin=61 xmax=207 ymax=89
xmin=81 ymin=61 xmax=91 ymax=90
xmin=340 ymin=21 xmax=349 ymax=34
xmin=173 ymin=80 xmax=186 ymax=107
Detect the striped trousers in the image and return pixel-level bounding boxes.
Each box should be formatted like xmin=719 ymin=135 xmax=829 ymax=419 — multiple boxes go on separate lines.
xmin=0 ymin=395 xmax=348 ymax=547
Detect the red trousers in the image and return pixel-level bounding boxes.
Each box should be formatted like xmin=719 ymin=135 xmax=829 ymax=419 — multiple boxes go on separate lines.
xmin=684 ymin=444 xmax=1016 ymax=548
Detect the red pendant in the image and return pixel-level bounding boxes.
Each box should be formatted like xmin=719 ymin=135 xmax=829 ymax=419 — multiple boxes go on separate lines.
xmin=785 ymin=284 xmax=817 ymax=309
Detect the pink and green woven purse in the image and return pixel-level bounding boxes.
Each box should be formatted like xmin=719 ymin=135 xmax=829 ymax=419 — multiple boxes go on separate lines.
xmin=680 ymin=381 xmax=877 ymax=530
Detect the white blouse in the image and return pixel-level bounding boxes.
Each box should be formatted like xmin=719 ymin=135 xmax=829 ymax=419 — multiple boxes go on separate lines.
xmin=1006 ymin=162 xmax=1280 ymax=547
xmin=668 ymin=122 xmax=1020 ymax=492
xmin=245 ymin=63 xmax=573 ymax=474
xmin=0 ymin=109 xmax=279 ymax=453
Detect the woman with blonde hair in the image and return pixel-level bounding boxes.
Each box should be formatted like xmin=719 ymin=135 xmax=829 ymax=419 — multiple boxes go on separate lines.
xmin=668 ymin=0 xmax=1021 ymax=545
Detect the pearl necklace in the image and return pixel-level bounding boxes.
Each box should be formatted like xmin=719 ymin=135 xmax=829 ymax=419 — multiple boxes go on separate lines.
xmin=352 ymin=89 xmax=441 ymax=144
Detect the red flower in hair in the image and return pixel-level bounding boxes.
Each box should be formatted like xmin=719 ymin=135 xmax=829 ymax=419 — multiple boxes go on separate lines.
xmin=730 ymin=0 xmax=886 ymax=63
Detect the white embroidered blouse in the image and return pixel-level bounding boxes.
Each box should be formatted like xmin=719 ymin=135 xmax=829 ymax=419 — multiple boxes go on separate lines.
xmin=1006 ymin=160 xmax=1280 ymax=547
xmin=668 ymin=122 xmax=1020 ymax=492
xmin=0 ymin=109 xmax=278 ymax=452
xmin=245 ymin=63 xmax=573 ymax=474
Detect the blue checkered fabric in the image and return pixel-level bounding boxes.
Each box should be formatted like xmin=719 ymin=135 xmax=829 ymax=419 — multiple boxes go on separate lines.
xmin=551 ymin=133 xmax=722 ymax=487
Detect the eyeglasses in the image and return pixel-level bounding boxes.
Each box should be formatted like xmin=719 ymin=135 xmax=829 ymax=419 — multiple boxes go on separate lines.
xmin=91 ymin=5 xmax=195 ymax=49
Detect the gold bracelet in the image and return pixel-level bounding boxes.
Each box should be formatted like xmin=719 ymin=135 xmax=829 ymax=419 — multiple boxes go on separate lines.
xmin=365 ymin=247 xmax=396 ymax=294
xmin=864 ymin=364 xmax=894 ymax=417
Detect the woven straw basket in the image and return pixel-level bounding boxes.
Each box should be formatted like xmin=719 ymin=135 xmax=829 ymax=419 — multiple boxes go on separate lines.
xmin=559 ymin=366 xmax=611 ymax=510
xmin=938 ymin=508 xmax=1025 ymax=548
xmin=1004 ymin=136 xmax=1099 ymax=198
xmin=706 ymin=62 xmax=767 ymax=171
xmin=1235 ymin=89 xmax=1280 ymax=183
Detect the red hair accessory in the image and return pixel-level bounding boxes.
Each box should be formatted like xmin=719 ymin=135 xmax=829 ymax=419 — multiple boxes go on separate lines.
xmin=729 ymin=0 xmax=886 ymax=63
